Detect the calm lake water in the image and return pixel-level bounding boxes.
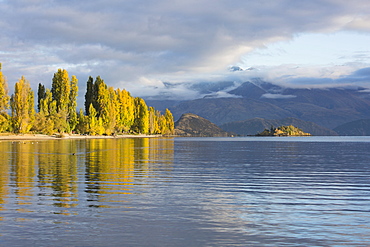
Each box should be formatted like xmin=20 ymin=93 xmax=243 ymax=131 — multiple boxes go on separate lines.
xmin=0 ymin=136 xmax=370 ymax=246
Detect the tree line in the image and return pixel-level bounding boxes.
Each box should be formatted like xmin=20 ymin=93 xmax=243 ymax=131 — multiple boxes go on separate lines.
xmin=0 ymin=64 xmax=174 ymax=135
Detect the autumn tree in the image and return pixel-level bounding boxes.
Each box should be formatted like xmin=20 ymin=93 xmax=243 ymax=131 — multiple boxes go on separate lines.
xmin=51 ymin=69 xmax=79 ymax=133
xmin=10 ymin=76 xmax=35 ymax=133
xmin=33 ymin=89 xmax=56 ymax=134
xmin=75 ymin=109 xmax=88 ymax=134
xmin=116 ymin=88 xmax=135 ymax=133
xmin=0 ymin=63 xmax=11 ymax=132
xmin=149 ymin=106 xmax=159 ymax=134
xmin=87 ymin=104 xmax=104 ymax=135
xmin=103 ymin=86 xmax=118 ymax=134
xmin=51 ymin=69 xmax=70 ymax=112
xmin=132 ymin=97 xmax=149 ymax=134
xmin=68 ymin=75 xmax=78 ymax=132
xmin=164 ymin=108 xmax=175 ymax=135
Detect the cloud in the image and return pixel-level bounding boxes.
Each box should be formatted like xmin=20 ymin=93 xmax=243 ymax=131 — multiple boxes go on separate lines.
xmin=1 ymin=0 xmax=370 ymax=101
xmin=261 ymin=93 xmax=297 ymax=99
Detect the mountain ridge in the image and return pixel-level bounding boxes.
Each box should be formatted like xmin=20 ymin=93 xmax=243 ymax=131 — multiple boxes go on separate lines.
xmin=145 ymin=79 xmax=370 ymax=134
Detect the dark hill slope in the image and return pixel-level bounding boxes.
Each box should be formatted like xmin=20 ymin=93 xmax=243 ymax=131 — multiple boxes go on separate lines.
xmin=170 ymin=81 xmax=370 ymax=129
xmin=171 ymin=98 xmax=293 ymax=125
xmin=220 ymin=117 xmax=338 ymax=136
xmin=333 ymin=119 xmax=370 ymax=136
xmin=174 ymin=113 xmax=230 ymax=137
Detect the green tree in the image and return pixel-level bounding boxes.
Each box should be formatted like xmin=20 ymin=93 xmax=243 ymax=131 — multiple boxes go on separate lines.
xmin=10 ymin=76 xmax=35 ymax=133
xmin=84 ymin=76 xmax=94 ymax=115
xmin=37 ymin=83 xmax=46 ymax=112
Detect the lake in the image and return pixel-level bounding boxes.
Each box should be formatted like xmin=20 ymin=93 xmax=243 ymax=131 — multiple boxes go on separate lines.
xmin=0 ymin=136 xmax=370 ymax=246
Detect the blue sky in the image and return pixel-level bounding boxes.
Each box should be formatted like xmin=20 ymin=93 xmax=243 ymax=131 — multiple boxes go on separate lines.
xmin=1 ymin=0 xmax=370 ymax=100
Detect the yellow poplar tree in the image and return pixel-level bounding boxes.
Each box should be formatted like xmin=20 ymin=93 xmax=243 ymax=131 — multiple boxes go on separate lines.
xmin=149 ymin=106 xmax=159 ymax=134
xmin=51 ymin=69 xmax=70 ymax=133
xmin=116 ymin=88 xmax=135 ymax=133
xmin=10 ymin=76 xmax=35 ymax=133
xmin=132 ymin=97 xmax=149 ymax=134
xmin=68 ymin=75 xmax=78 ymax=132
xmin=0 ymin=63 xmax=11 ymax=132
xmin=34 ymin=89 xmax=58 ymax=134
xmin=164 ymin=108 xmax=175 ymax=135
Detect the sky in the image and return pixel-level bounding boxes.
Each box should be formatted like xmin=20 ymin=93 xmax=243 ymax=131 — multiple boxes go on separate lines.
xmin=1 ymin=0 xmax=370 ymax=102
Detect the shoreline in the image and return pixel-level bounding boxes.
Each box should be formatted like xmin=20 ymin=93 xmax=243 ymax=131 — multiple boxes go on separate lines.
xmin=0 ymin=134 xmax=164 ymax=141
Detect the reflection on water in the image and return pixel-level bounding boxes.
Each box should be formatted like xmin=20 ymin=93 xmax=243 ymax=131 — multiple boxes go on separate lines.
xmin=0 ymin=137 xmax=370 ymax=246
xmin=0 ymin=138 xmax=174 ymax=215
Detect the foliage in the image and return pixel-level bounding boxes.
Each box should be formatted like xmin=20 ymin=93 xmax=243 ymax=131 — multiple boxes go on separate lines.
xmin=68 ymin=75 xmax=79 ymax=132
xmin=0 ymin=65 xmax=175 ymax=136
xmin=132 ymin=97 xmax=149 ymax=134
xmin=84 ymin=76 xmax=94 ymax=115
xmin=37 ymin=83 xmax=46 ymax=112
xmin=10 ymin=76 xmax=35 ymax=133
xmin=0 ymin=63 xmax=11 ymax=132
xmin=0 ymin=63 xmax=10 ymax=114
xmin=256 ymin=125 xmax=311 ymax=136
xmin=52 ymin=69 xmax=70 ymax=112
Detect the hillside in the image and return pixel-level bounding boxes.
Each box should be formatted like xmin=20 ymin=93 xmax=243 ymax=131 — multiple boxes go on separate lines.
xmin=220 ymin=117 xmax=338 ymax=136
xmin=333 ymin=119 xmax=370 ymax=136
xmin=168 ymin=80 xmax=370 ymax=129
xmin=174 ymin=113 xmax=230 ymax=137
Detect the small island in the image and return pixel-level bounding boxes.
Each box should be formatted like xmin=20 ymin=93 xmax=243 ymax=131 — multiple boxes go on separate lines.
xmin=256 ymin=125 xmax=311 ymax=136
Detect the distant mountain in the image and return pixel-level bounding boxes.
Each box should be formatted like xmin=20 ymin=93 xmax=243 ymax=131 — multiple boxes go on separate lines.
xmin=169 ymin=80 xmax=370 ymax=129
xmin=174 ymin=113 xmax=230 ymax=137
xmin=333 ymin=119 xmax=370 ymax=136
xmin=220 ymin=117 xmax=338 ymax=136
xmin=171 ymin=98 xmax=293 ymax=125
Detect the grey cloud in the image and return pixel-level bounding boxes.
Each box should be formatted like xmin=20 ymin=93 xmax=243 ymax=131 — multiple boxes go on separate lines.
xmin=1 ymin=0 xmax=370 ymax=99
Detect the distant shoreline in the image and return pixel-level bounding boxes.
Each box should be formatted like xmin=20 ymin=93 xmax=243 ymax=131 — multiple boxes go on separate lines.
xmin=0 ymin=134 xmax=164 ymax=141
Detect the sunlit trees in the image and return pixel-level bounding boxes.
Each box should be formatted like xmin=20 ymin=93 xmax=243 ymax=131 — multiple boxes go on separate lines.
xmin=0 ymin=65 xmax=175 ymax=136
xmin=10 ymin=76 xmax=35 ymax=133
xmin=50 ymin=69 xmax=79 ymax=133
xmin=87 ymin=104 xmax=104 ymax=135
xmin=164 ymin=108 xmax=175 ymax=135
xmin=133 ymin=97 xmax=149 ymax=134
xmin=75 ymin=109 xmax=88 ymax=134
xmin=52 ymin=69 xmax=70 ymax=112
xmin=116 ymin=88 xmax=135 ymax=133
xmin=0 ymin=63 xmax=11 ymax=132
xmin=33 ymin=89 xmax=56 ymax=134
xmin=68 ymin=75 xmax=79 ymax=132
xmin=149 ymin=107 xmax=159 ymax=134
xmin=256 ymin=125 xmax=311 ymax=136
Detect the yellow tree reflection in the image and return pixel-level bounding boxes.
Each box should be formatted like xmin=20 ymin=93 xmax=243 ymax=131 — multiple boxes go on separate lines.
xmin=0 ymin=141 xmax=11 ymax=220
xmin=36 ymin=140 xmax=78 ymax=211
